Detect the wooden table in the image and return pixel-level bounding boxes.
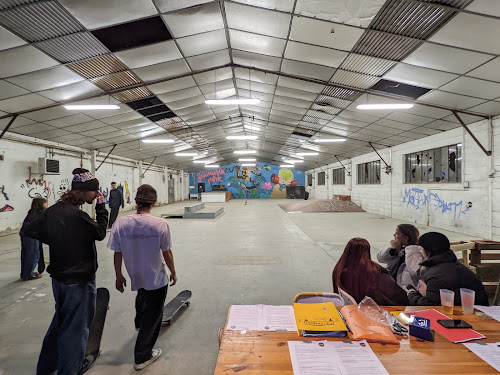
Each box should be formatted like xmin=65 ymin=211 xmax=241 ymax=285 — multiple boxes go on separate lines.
xmin=214 ymin=306 xmax=500 ymax=374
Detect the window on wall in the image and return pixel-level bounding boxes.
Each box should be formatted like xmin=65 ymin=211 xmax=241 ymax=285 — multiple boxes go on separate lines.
xmin=357 ymin=161 xmax=381 ymax=184
xmin=332 ymin=168 xmax=345 ymax=185
xmin=307 ymin=174 xmax=313 ymax=186
xmin=405 ymin=144 xmax=462 ymax=183
xmin=317 ymin=171 xmax=326 ymax=185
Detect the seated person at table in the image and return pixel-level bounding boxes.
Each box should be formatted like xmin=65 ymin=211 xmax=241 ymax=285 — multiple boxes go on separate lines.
xmin=332 ymin=238 xmax=409 ymax=306
xmin=377 ymin=224 xmax=425 ymax=289
xmin=407 ymin=232 xmax=489 ymax=306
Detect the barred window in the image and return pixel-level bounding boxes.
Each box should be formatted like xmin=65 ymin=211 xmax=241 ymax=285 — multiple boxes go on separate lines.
xmin=318 ymin=171 xmax=326 ymax=185
xmin=307 ymin=174 xmax=313 ymax=186
xmin=357 ymin=161 xmax=381 ymax=184
xmin=405 ymin=144 xmax=462 ymax=183
xmin=332 ymin=168 xmax=345 ymax=185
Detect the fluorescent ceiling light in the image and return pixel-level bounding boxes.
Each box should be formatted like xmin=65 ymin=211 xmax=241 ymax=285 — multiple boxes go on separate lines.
xmin=175 ymin=153 xmax=198 ymax=156
xmin=280 ymin=164 xmax=294 ymax=168
xmin=193 ymin=160 xmax=212 ymax=164
xmin=296 ymin=152 xmax=319 ymax=156
xmin=241 ymin=163 xmax=256 ymax=166
xmin=234 ymin=150 xmax=257 ymax=154
xmin=64 ymin=105 xmax=120 ymax=110
xmin=239 ymin=158 xmax=256 ymax=161
xmin=244 ymin=125 xmax=260 ymax=131
xmin=226 ymin=135 xmax=258 ymax=140
xmin=356 ymin=103 xmax=414 ymax=110
xmin=141 ymin=139 xmax=174 ymax=143
xmin=205 ymin=164 xmax=219 ymax=168
xmin=205 ymin=98 xmax=260 ymax=105
xmin=284 ymin=160 xmax=303 ymax=163
xmin=313 ymin=138 xmax=346 ymax=143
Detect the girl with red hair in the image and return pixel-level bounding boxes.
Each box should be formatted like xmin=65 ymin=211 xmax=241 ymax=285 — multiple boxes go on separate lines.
xmin=332 ymin=238 xmax=409 ymax=305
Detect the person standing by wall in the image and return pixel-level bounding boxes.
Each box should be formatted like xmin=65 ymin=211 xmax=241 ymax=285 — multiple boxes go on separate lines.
xmin=305 ymin=184 xmax=312 ymax=200
xmin=19 ymin=197 xmax=46 ymax=281
xmin=108 ymin=181 xmax=124 ymax=229
xmin=107 ymin=184 xmax=177 ymax=371
xmin=24 ymin=168 xmax=108 ymax=375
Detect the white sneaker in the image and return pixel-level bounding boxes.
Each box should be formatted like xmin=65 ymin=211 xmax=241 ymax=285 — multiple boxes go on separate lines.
xmin=133 ymin=348 xmax=162 ymax=371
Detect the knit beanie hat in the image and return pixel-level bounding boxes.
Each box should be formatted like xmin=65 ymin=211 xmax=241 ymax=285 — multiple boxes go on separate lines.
xmin=135 ymin=184 xmax=157 ymax=205
xmin=71 ymin=168 xmax=99 ymax=191
xmin=418 ymin=232 xmax=450 ymax=257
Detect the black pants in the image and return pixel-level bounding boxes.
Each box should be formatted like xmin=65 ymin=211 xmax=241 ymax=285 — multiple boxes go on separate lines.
xmin=304 ymin=192 xmax=309 ymax=200
xmin=134 ymin=285 xmax=168 ymax=364
xmin=108 ymin=206 xmax=120 ymax=228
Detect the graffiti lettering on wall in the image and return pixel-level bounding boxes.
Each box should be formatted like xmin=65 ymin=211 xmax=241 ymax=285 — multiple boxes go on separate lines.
xmin=21 ymin=179 xmax=51 ymax=200
xmin=123 ymin=181 xmax=131 ymax=203
xmin=55 ymin=179 xmax=70 ymax=197
xmin=99 ymin=187 xmax=109 ymax=205
xmin=0 ymin=185 xmax=14 ymax=212
xmin=198 ymin=169 xmax=225 ymax=184
xmin=401 ymin=188 xmax=469 ymax=220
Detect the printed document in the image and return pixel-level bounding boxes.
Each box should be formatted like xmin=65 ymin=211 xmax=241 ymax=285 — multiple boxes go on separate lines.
xmin=226 ymin=305 xmax=297 ymax=331
xmin=463 ymin=342 xmax=500 ymax=372
xmin=474 ymin=305 xmax=500 ymax=323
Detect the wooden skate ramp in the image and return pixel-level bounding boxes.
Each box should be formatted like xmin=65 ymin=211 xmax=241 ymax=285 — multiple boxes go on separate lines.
xmin=278 ymin=199 xmax=364 ymax=213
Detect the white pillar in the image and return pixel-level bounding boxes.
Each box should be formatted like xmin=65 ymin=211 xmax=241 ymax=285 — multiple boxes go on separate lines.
xmin=90 ymin=150 xmax=97 ymax=219
xmin=164 ymin=166 xmax=169 ymax=205
xmin=181 ymin=169 xmax=184 ymax=201
xmin=139 ymin=160 xmax=143 ymax=186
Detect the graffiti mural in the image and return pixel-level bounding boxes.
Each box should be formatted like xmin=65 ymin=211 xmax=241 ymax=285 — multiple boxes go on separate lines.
xmin=21 ymin=179 xmax=51 ymax=200
xmin=401 ymin=188 xmax=469 ymax=220
xmin=124 ymin=181 xmax=131 ymax=204
xmin=55 ymin=178 xmax=70 ymax=197
xmin=99 ymin=187 xmax=109 ymax=205
xmin=195 ymin=162 xmax=305 ymax=199
xmin=0 ymin=185 xmax=14 ymax=212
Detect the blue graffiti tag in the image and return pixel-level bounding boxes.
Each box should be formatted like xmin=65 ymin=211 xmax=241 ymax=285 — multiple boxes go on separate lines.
xmin=401 ymin=188 xmax=469 ymax=220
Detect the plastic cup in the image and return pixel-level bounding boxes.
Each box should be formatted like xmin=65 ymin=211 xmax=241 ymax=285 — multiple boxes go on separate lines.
xmin=460 ymin=288 xmax=475 ymax=314
xmin=440 ymin=289 xmax=455 ymax=315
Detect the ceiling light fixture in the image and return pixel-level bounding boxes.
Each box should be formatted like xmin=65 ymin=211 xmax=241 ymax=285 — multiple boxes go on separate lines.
xmin=280 ymin=164 xmax=294 ymax=168
xmin=205 ymin=98 xmax=260 ymax=105
xmin=234 ymin=150 xmax=257 ymax=154
xmin=141 ymin=139 xmax=175 ymax=143
xmin=226 ymin=135 xmax=258 ymax=140
xmin=296 ymin=152 xmax=319 ymax=156
xmin=238 ymin=158 xmax=256 ymax=161
xmin=175 ymin=153 xmax=198 ymax=156
xmin=241 ymin=163 xmax=256 ymax=166
xmin=193 ymin=160 xmax=213 ymax=163
xmin=205 ymin=164 xmax=219 ymax=168
xmin=313 ymin=138 xmax=346 ymax=143
xmin=284 ymin=160 xmax=303 ymax=163
xmin=356 ymin=103 xmax=414 ymax=110
xmin=64 ymin=105 xmax=120 ymax=110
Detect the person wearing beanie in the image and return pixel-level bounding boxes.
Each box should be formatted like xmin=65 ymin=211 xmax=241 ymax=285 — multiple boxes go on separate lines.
xmin=407 ymin=232 xmax=489 ymax=306
xmin=107 ymin=184 xmax=177 ymax=371
xmin=24 ymin=168 xmax=108 ymax=375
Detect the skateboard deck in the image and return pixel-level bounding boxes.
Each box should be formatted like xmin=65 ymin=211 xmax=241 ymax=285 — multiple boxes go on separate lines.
xmin=79 ymin=287 xmax=110 ymax=375
xmin=162 ymin=290 xmax=192 ymax=324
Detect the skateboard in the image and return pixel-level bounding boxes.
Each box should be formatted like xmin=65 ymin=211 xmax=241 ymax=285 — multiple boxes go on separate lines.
xmin=162 ymin=290 xmax=192 ymax=325
xmin=78 ymin=287 xmax=110 ymax=375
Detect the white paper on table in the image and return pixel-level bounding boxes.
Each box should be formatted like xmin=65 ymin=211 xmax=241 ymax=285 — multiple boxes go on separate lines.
xmin=226 ymin=305 xmax=262 ymax=331
xmin=463 ymin=341 xmax=500 ymax=372
xmin=328 ymin=340 xmax=389 ymax=375
xmin=288 ymin=340 xmax=341 ymax=375
xmin=262 ymin=305 xmax=297 ymax=332
xmin=474 ymin=305 xmax=500 ymax=323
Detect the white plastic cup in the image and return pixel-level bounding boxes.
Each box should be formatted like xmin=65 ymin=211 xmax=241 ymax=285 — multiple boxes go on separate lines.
xmin=440 ymin=289 xmax=455 ymax=315
xmin=460 ymin=288 xmax=475 ymax=314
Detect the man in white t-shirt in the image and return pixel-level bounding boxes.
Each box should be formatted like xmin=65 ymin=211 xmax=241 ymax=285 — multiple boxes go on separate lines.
xmin=107 ymin=184 xmax=177 ymax=371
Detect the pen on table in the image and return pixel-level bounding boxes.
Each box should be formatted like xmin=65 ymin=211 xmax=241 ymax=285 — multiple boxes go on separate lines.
xmin=338 ymin=309 xmax=352 ymax=334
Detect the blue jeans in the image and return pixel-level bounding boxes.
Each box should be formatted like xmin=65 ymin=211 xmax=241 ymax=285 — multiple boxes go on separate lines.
xmin=36 ymin=277 xmax=96 ymax=375
xmin=20 ymin=235 xmax=40 ymax=280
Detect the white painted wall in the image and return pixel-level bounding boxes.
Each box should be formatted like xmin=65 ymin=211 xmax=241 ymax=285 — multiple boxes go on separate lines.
xmin=308 ymin=118 xmax=499 ymax=239
xmin=0 ymin=133 xmax=182 ymax=234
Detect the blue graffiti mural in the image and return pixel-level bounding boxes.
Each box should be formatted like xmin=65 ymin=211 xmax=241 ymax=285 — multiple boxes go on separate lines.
xmin=401 ymin=188 xmax=469 ymax=220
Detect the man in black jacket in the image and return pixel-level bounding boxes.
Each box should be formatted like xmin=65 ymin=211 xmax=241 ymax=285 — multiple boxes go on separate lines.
xmin=408 ymin=232 xmax=489 ymax=306
xmin=25 ymin=168 xmax=108 ymax=375
xmin=108 ymin=181 xmax=124 ymax=229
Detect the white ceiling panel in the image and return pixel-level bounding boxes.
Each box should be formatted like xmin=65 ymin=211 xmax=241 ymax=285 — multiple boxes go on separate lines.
xmin=275 ymin=86 xmax=317 ymax=101
xmin=363 ymin=124 xmax=403 ymax=135
xmin=161 ymin=2 xmax=223 ymax=38
xmin=385 ymin=112 xmax=434 ymax=126
xmin=230 ymin=0 xmax=295 ymax=12
xmin=418 ymin=90 xmax=486 ymax=110
xmin=147 ymin=76 xmax=197 ymax=95
xmin=424 ymin=120 xmax=459 ymax=132
xmin=336 ymin=110 xmax=381 ymax=124
xmin=440 ymin=76 xmax=500 ymax=100
xmin=33 ymin=129 xmax=73 ymax=139
xmin=277 ymin=76 xmax=324 ymax=94
xmin=284 ymin=41 xmax=348 ymax=68
xmin=429 ymin=13 xmax=500 ymax=55
xmin=236 ymin=79 xmax=275 ymax=94
xmin=273 ymin=95 xmax=310 ymax=109
xmin=225 ymin=2 xmax=291 ymax=38
xmin=0 ymin=45 xmax=58 ymax=79
xmin=237 ymin=90 xmax=274 ymax=103
xmin=403 ymin=43 xmax=492 ymax=75
xmin=0 ymin=80 xmax=29 ymax=101
xmin=101 ymin=111 xmax=143 ymax=125
xmin=200 ymin=78 xmax=234 ymax=95
xmin=440 ymin=112 xmax=482 ymax=125
xmin=232 ymin=49 xmax=281 ymax=71
xmin=38 ymin=81 xmax=103 ymax=102
xmin=272 ymin=103 xmax=307 ymax=115
xmin=115 ymin=40 xmax=182 ymax=69
xmin=229 ymin=29 xmax=286 ymax=57
xmin=177 ymin=29 xmax=227 ymax=57
xmin=0 ymin=25 xmax=26 ymax=51
xmin=193 ymin=67 xmax=232 ymax=85
xmin=0 ymin=93 xmax=55 ymax=113
xmin=411 ymin=127 xmax=441 ymax=136
xmin=467 ymin=57 xmax=500 ymax=83
xmin=466 ymin=101 xmax=500 ymax=116
xmin=13 ymin=123 xmax=57 ymax=136
xmin=383 ymin=63 xmax=459 ymax=89
xmin=59 ymin=0 xmax=157 ymax=29
xmin=23 ymin=106 xmax=71 ymax=122
xmin=401 ymin=103 xmax=453 ymax=119
xmin=289 ymin=16 xmax=364 ymax=51
xmin=45 ymin=113 xmax=95 ymax=128
xmin=281 ymin=59 xmax=335 ymax=81
xmin=63 ymin=120 xmax=108 ymax=133
xmin=373 ymin=118 xmax=420 ymax=131
xmin=174 ymin=103 xmax=209 ymax=115
xmin=159 ymin=86 xmax=203 ymax=102
xmin=466 ymin=0 xmax=500 ymax=17
xmin=186 ymin=49 xmax=230 ymax=70
xmin=83 ymin=126 xmax=122 ymax=137
xmin=235 ymin=68 xmax=279 ymax=85
xmin=1 ymin=116 xmax=36 ymax=129
xmin=133 ymin=59 xmax=191 ymax=81
xmin=6 ymin=65 xmax=84 ymax=92
xmin=167 ymin=96 xmax=206 ymax=110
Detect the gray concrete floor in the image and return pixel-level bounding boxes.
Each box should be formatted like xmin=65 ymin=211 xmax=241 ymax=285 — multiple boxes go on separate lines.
xmin=0 ymin=199 xmax=479 ymax=375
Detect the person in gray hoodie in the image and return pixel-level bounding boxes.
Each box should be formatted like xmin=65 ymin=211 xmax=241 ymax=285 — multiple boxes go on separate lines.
xmin=377 ymin=224 xmax=425 ymax=289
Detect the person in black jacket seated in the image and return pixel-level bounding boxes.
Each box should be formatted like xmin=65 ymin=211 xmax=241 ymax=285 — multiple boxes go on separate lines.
xmin=407 ymin=232 xmax=489 ymax=306
xmin=332 ymin=238 xmax=409 ymax=306
xmin=24 ymin=168 xmax=108 ymax=375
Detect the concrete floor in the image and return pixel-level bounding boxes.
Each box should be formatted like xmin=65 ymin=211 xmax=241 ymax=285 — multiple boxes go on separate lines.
xmin=0 ymin=199 xmax=479 ymax=375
